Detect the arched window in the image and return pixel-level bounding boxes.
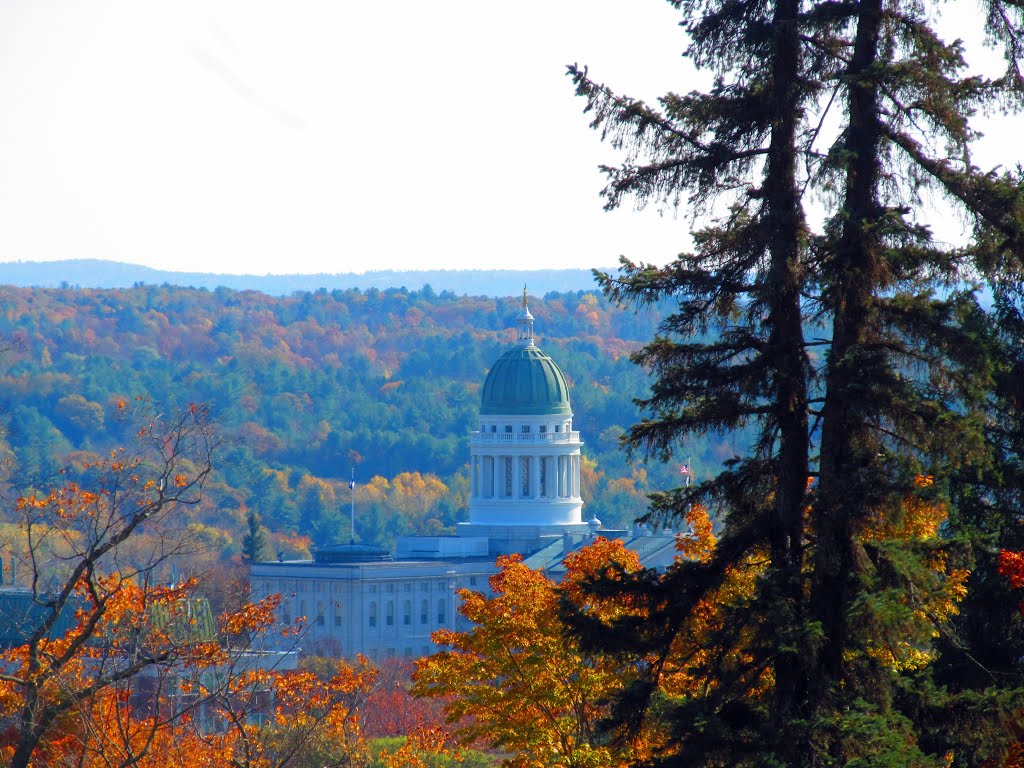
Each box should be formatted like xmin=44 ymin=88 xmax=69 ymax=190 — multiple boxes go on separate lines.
xmin=368 ymin=601 xmax=377 ymax=628
xmin=437 ymin=598 xmax=446 ymax=625
xmin=403 ymin=600 xmax=412 ymax=626
xmin=386 ymin=601 xmax=395 ymax=627
xmin=421 ymin=599 xmax=429 ymax=625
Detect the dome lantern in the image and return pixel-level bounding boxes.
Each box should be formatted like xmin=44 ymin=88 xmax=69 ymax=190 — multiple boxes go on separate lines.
xmin=517 ymin=285 xmax=535 ymax=347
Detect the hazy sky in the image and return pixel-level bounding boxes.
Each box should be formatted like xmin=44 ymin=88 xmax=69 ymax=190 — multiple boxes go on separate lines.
xmin=0 ymin=1 xmax=1018 ymax=276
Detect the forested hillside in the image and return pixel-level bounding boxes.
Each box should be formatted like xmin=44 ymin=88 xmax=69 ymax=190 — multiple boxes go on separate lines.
xmin=0 ymin=284 xmax=715 ymax=559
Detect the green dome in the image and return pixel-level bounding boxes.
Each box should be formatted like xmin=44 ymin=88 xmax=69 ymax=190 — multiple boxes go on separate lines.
xmin=480 ymin=343 xmax=572 ymax=416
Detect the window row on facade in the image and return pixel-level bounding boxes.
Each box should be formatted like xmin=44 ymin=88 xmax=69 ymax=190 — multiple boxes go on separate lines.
xmin=280 ymin=597 xmax=450 ymax=629
xmin=256 ymin=578 xmax=459 ymax=595
xmin=479 ymin=421 xmax=571 ymax=434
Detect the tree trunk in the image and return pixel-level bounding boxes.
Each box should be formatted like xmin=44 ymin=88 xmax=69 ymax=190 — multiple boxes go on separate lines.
xmin=763 ymin=0 xmax=811 ymax=747
xmin=810 ymin=0 xmax=884 ymax=728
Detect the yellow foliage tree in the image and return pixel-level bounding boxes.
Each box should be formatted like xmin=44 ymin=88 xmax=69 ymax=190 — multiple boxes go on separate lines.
xmin=413 ymin=537 xmax=648 ymax=768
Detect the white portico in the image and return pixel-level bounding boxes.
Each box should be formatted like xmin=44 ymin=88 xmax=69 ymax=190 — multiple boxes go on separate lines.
xmin=460 ymin=290 xmax=589 ymax=550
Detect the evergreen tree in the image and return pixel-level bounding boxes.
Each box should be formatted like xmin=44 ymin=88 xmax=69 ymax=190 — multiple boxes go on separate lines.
xmin=566 ymin=1 xmax=1024 ymax=765
xmin=241 ymin=509 xmax=269 ymax=564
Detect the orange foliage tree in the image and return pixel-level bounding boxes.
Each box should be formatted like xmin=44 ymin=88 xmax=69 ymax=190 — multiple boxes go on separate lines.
xmin=0 ymin=403 xmax=386 ymax=768
xmin=413 ymin=537 xmax=650 ymax=768
xmin=0 ymin=403 xmax=219 ymax=767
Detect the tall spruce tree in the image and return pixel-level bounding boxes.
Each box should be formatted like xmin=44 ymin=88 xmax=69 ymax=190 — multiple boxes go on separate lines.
xmin=573 ymin=0 xmax=837 ymax=761
xmin=241 ymin=508 xmax=269 ymax=564
xmin=566 ymin=1 xmax=1024 ymax=766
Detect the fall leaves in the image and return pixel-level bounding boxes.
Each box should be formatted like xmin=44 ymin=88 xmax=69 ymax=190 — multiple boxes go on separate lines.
xmin=413 ymin=489 xmax=982 ymax=768
xmin=415 ymin=541 xmax=646 ymax=768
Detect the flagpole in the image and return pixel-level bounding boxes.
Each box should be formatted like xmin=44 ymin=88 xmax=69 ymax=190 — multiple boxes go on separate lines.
xmin=687 ymin=457 xmax=691 ymax=488
xmin=350 ymin=467 xmax=356 ymax=544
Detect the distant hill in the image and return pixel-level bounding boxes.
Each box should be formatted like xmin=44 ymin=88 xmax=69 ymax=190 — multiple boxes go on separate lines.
xmin=0 ymin=260 xmax=608 ymax=296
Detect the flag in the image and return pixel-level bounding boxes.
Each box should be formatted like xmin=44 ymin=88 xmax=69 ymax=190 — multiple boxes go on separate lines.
xmin=679 ymin=464 xmax=689 ymax=475
xmin=349 ymin=479 xmax=356 ymax=490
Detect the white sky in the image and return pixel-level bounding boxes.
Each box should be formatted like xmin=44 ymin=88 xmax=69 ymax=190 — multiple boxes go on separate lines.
xmin=0 ymin=1 xmax=1017 ymax=276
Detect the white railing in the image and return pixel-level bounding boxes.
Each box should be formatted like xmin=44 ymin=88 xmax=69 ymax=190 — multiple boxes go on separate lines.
xmin=471 ymin=431 xmax=581 ymax=443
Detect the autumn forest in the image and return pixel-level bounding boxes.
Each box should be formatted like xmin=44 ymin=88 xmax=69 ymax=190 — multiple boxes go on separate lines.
xmin=0 ymin=283 xmax=694 ymax=560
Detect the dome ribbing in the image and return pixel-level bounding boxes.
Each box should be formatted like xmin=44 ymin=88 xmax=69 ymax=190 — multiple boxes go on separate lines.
xmin=479 ymin=343 xmax=571 ymax=416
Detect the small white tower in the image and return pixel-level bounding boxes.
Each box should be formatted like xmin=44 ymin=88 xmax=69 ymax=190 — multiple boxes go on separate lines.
xmin=459 ymin=289 xmax=588 ymax=553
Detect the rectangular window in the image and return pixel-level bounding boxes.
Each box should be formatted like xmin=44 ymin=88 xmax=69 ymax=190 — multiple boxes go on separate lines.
xmin=539 ymin=425 xmax=546 ymax=433
xmin=503 ymin=457 xmax=513 ymax=498
xmin=521 ymin=457 xmax=530 ymax=497
xmin=539 ymin=457 xmax=547 ymax=497
xmin=521 ymin=425 xmax=530 ymax=433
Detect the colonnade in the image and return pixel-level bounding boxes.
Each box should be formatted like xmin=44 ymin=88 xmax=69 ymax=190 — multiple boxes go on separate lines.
xmin=470 ymin=453 xmax=580 ymax=500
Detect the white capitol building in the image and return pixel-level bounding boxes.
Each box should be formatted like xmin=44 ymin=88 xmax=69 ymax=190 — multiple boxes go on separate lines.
xmin=250 ymin=292 xmax=678 ymax=659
